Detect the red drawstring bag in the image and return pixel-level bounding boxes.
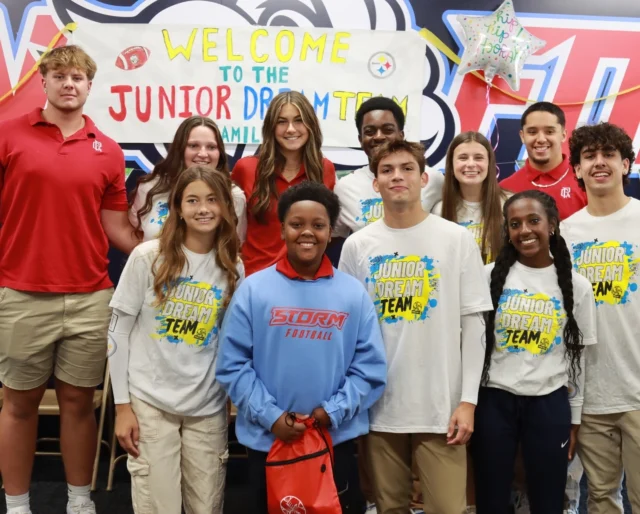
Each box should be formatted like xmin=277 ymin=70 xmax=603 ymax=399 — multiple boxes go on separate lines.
xmin=266 ymin=415 xmax=342 ymax=514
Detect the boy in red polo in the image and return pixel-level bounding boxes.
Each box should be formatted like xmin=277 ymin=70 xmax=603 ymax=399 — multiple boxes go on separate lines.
xmin=0 ymin=45 xmax=139 ymax=514
xmin=499 ymin=102 xmax=587 ymax=221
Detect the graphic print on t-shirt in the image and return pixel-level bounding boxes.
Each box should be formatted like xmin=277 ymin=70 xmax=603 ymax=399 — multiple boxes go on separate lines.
xmin=356 ymin=198 xmax=383 ymax=225
xmin=269 ymin=307 xmax=349 ymax=341
xmin=459 ymin=219 xmax=483 ymax=248
xmin=151 ymin=201 xmax=169 ymax=226
xmin=495 ymin=289 xmax=565 ymax=354
xmin=155 ymin=277 xmax=222 ymax=346
xmin=571 ymin=240 xmax=639 ymax=305
xmin=367 ymin=254 xmax=439 ymax=323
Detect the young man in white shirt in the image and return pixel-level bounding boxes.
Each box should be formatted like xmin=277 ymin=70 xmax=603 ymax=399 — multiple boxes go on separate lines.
xmin=339 ymin=140 xmax=492 ymax=513
xmin=331 ymin=96 xmax=445 ymax=513
xmin=332 ymin=97 xmax=444 ymax=240
xmin=561 ymin=122 xmax=640 ymax=514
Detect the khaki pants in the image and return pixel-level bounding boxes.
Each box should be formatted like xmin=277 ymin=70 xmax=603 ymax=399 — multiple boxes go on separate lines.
xmin=359 ymin=437 xmax=424 ymax=508
xmin=367 ymin=431 xmax=466 ymax=514
xmin=578 ymin=411 xmax=640 ymax=514
xmin=127 ymin=396 xmax=229 ymax=514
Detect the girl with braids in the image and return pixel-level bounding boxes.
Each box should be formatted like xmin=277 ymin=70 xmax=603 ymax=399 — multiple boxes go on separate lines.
xmin=432 ymin=131 xmax=510 ymax=263
xmin=129 ymin=115 xmax=247 ymax=243
xmin=471 ymin=190 xmax=597 ymax=514
xmin=232 ymin=91 xmax=336 ymax=276
xmin=107 ymin=166 xmax=244 ymax=514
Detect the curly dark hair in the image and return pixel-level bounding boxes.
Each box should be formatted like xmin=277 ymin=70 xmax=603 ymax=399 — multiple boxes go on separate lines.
xmin=355 ymin=96 xmax=405 ymax=135
xmin=277 ymin=181 xmax=341 ymax=228
xmin=569 ymin=123 xmax=635 ymax=190
xmin=481 ymin=190 xmax=584 ymax=386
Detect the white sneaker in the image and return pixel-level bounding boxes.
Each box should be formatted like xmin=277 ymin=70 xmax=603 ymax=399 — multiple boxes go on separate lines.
xmin=66 ymin=497 xmax=97 ymax=514
xmin=365 ymin=501 xmax=377 ymax=513
xmin=514 ymin=492 xmax=531 ymax=514
xmin=465 ymin=507 xmax=477 ymax=514
xmin=6 ymin=508 xmax=32 ymax=514
xmin=409 ymin=509 xmax=424 ymax=514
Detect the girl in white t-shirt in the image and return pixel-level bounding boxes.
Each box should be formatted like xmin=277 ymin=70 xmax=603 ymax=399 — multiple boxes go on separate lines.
xmin=471 ymin=190 xmax=596 ymax=514
xmin=432 ymin=131 xmax=510 ymax=263
xmin=108 ymin=166 xmax=244 ymax=514
xmin=130 ymin=115 xmax=247 ymax=243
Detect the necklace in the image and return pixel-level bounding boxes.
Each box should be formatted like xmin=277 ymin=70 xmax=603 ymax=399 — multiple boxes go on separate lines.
xmin=530 ymin=167 xmax=570 ymax=188
xmin=461 ymin=200 xmax=482 ymax=215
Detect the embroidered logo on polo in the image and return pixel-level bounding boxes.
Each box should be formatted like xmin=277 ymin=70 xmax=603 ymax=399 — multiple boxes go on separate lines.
xmin=495 ymin=289 xmax=565 ymax=354
xmin=93 ymin=140 xmax=103 ymax=152
xmin=154 ymin=277 xmax=222 ymax=346
xmin=269 ymin=308 xmax=349 ymax=341
xmin=356 ymin=198 xmax=383 ymax=226
xmin=366 ymin=254 xmax=440 ymax=323
xmin=571 ymin=240 xmax=639 ymax=305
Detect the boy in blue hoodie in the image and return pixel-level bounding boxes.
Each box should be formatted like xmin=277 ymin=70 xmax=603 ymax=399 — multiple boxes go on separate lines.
xmin=216 ymin=181 xmax=387 ymax=513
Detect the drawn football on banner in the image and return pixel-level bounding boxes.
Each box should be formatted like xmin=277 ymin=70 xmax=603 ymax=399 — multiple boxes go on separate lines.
xmin=115 ymin=46 xmax=151 ymax=71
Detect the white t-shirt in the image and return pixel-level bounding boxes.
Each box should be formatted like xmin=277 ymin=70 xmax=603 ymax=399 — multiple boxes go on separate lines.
xmin=110 ymin=239 xmax=244 ymax=417
xmin=333 ymin=165 xmax=444 ymax=237
xmin=129 ymin=177 xmax=247 ymax=243
xmin=432 ymin=200 xmax=484 ymax=248
xmin=485 ymin=261 xmax=597 ymax=424
xmin=561 ymin=198 xmax=640 ymax=415
xmin=339 ymin=215 xmax=492 ymax=433
xmin=432 ymin=194 xmax=511 ymax=261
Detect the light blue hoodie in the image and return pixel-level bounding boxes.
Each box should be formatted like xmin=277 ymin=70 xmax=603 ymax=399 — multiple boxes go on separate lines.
xmin=216 ymin=257 xmax=387 ymax=452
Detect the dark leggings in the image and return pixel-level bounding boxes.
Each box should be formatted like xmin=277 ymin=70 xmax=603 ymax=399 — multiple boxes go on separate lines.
xmin=471 ymin=386 xmax=571 ymax=514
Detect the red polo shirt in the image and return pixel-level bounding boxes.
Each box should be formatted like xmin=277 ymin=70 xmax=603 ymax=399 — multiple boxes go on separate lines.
xmin=0 ymin=108 xmax=128 ymax=293
xmin=276 ymin=252 xmax=334 ymax=280
xmin=231 ymin=156 xmax=336 ymax=276
xmin=499 ymin=155 xmax=587 ymax=221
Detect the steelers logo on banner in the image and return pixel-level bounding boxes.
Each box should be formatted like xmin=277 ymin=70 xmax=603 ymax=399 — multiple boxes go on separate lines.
xmin=368 ymin=52 xmax=396 ymax=78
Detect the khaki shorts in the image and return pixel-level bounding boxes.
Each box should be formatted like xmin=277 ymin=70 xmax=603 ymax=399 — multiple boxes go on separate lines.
xmin=0 ymin=287 xmax=113 ymax=390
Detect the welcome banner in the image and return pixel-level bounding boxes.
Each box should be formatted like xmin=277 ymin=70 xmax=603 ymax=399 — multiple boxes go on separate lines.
xmin=74 ymin=24 xmax=426 ymax=146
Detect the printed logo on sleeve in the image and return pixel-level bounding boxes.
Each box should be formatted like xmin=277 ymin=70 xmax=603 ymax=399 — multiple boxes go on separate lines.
xmin=154 ymin=278 xmax=222 ymax=346
xmin=356 ymin=198 xmax=383 ymax=226
xmin=367 ymin=254 xmax=440 ymax=323
xmin=571 ymin=240 xmax=639 ymax=305
xmin=495 ymin=289 xmax=565 ymax=354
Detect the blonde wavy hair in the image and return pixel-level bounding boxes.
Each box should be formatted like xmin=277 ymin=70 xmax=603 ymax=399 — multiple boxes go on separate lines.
xmin=39 ymin=45 xmax=97 ymax=80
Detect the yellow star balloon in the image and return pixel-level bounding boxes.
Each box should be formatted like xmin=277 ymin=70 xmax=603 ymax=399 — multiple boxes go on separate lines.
xmin=457 ymin=0 xmax=546 ymax=91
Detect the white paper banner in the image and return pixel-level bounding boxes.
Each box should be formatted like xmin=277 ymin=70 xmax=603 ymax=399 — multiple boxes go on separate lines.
xmin=74 ymin=24 xmax=425 ymax=146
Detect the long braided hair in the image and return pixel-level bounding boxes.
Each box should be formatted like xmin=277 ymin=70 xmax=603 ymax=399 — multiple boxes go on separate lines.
xmin=481 ymin=190 xmax=583 ymax=385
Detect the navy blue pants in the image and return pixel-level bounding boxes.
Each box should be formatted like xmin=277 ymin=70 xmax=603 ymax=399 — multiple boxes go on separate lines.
xmin=471 ymin=386 xmax=571 ymax=514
